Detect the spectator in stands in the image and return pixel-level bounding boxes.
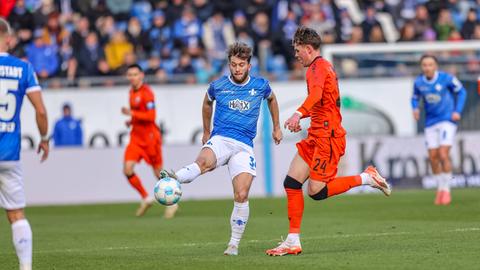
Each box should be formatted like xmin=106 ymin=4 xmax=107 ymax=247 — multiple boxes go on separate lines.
xmin=70 ymin=16 xmax=90 ymax=51
xmin=202 ymin=10 xmax=235 ymax=73
xmin=305 ymin=9 xmax=335 ymax=36
xmin=412 ymin=5 xmax=432 ymax=40
xmin=232 ymin=10 xmax=250 ymax=36
xmin=398 ymin=21 xmax=417 ymax=42
xmin=7 ymin=0 xmax=34 ymax=47
xmin=241 ymin=0 xmax=272 ymax=21
xmin=96 ymin=15 xmax=116 ymax=46
xmin=173 ymin=7 xmax=203 ymax=55
xmin=145 ymin=53 xmax=168 ymax=83
xmin=461 ymin=8 xmax=477 ymax=40
xmin=347 ymin=25 xmax=364 ymax=44
xmin=435 ymin=9 xmax=456 ymax=40
xmin=104 ymin=31 xmax=134 ymax=73
xmin=33 ymin=0 xmax=56 ymax=27
xmin=125 ymin=16 xmax=145 ymax=57
xmin=106 ymin=0 xmax=132 ymax=21
xmin=251 ymin=12 xmax=272 ymax=71
xmin=41 ymin=12 xmax=69 ymax=46
xmin=368 ymin=25 xmax=386 ymax=43
xmin=173 ymin=53 xmax=196 ymax=84
xmin=192 ymin=0 xmax=214 ymax=23
xmin=53 ymin=103 xmax=83 ymax=147
xmin=131 ymin=0 xmax=153 ymax=30
xmin=166 ymin=0 xmax=185 ymax=25
xmin=27 ymin=29 xmax=59 ymax=79
xmin=361 ymin=6 xmax=382 ymax=42
xmin=336 ymin=7 xmax=354 ymax=43
xmin=273 ymin=9 xmax=298 ymax=68
xmin=144 ymin=10 xmax=172 ymax=58
xmin=74 ymin=31 xmax=106 ymax=77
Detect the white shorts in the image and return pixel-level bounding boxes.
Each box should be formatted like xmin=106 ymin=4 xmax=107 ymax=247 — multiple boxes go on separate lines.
xmin=424 ymin=121 xmax=457 ymax=149
xmin=0 ymin=161 xmax=26 ymax=210
xmin=202 ymin=135 xmax=256 ymax=180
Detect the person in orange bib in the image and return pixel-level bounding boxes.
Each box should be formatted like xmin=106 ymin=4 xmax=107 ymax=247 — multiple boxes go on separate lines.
xmin=121 ymin=64 xmax=177 ymax=218
xmin=266 ymin=27 xmax=392 ymax=256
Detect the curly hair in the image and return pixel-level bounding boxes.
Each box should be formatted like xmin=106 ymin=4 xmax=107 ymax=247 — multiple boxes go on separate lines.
xmin=227 ymin=42 xmax=252 ymax=63
xmin=292 ymin=26 xmax=322 ymax=49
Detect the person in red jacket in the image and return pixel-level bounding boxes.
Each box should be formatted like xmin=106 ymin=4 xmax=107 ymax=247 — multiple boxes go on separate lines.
xmin=266 ymin=27 xmax=392 ymax=256
xmin=121 ymin=64 xmax=176 ymax=218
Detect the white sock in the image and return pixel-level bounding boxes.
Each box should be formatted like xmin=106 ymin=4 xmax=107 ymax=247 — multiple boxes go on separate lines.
xmin=228 ymin=201 xmax=249 ymax=247
xmin=434 ymin=174 xmax=444 ymax=192
xmin=175 ymin=163 xmax=201 ymax=183
xmin=440 ymin=172 xmax=452 ymax=192
xmin=360 ymin=173 xmax=371 ymax=185
xmin=286 ymin=233 xmax=301 ymax=245
xmin=12 ymin=219 xmax=32 ymax=270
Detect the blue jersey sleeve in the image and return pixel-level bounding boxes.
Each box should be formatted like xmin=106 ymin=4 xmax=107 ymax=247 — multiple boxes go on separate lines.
xmin=207 ymin=83 xmax=215 ymax=101
xmin=448 ymin=75 xmax=467 ymax=113
xmin=264 ymin=81 xmax=272 ymax=99
xmin=411 ymin=82 xmax=420 ymax=110
xmin=25 ymin=62 xmax=41 ymax=93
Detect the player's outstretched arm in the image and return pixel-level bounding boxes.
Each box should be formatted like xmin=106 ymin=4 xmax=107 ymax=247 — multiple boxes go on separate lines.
xmin=267 ymin=92 xmax=282 ymax=145
xmin=201 ymin=93 xmax=214 ymax=144
xmin=27 ymin=91 xmax=49 ymax=162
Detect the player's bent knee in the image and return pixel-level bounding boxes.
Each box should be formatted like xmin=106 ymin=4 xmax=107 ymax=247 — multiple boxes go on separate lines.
xmin=309 ymin=187 xmax=328 ymax=200
xmin=234 ymin=191 xmax=249 ymax=202
xmin=284 ymin=175 xmax=303 ymax=189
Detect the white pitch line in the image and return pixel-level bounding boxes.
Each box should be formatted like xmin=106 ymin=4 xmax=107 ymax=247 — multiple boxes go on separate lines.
xmin=0 ymin=227 xmax=478 ymax=255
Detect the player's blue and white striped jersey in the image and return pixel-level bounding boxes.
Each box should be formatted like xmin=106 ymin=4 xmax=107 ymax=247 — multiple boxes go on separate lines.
xmin=0 ymin=52 xmax=41 ymax=161
xmin=411 ymin=71 xmax=467 ymax=127
xmin=207 ymin=75 xmax=272 ymax=147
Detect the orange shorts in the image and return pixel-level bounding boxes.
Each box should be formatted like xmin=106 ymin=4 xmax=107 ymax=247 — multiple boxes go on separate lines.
xmin=296 ymin=136 xmax=346 ymax=182
xmin=124 ymin=140 xmax=163 ymax=169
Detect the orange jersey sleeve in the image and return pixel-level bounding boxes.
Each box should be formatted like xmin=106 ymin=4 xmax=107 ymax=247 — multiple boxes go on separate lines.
xmin=298 ymin=57 xmax=346 ymax=138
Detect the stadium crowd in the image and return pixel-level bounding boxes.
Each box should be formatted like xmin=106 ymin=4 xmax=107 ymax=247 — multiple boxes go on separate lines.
xmin=1 ymin=0 xmax=480 ymax=86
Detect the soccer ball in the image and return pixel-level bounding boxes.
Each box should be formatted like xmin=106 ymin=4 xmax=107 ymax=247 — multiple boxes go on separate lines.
xmin=154 ymin=177 xmax=182 ymax=206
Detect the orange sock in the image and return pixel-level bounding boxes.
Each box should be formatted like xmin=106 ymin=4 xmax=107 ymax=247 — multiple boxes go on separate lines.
xmin=127 ymin=174 xmax=148 ymax=198
xmin=286 ymin=188 xmax=304 ymax=233
xmin=326 ymin=175 xmax=362 ymax=197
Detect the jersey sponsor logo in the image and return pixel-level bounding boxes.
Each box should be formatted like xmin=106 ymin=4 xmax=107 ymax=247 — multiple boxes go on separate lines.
xmin=219 ymin=89 xmax=234 ymax=94
xmin=425 ymin=93 xmax=441 ymax=104
xmin=249 ymin=88 xmax=256 ymax=96
xmin=418 ymin=86 xmax=429 ymax=91
xmin=229 ymin=99 xmax=250 ymax=111
xmin=0 ymin=121 xmax=15 ymax=132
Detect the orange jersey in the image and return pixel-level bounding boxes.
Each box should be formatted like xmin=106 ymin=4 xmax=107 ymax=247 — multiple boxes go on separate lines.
xmin=128 ymin=83 xmax=161 ymax=145
xmin=297 ymin=57 xmax=346 ymax=138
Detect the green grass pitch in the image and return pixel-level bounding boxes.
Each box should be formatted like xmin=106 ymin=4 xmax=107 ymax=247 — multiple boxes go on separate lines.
xmin=1 ymin=189 xmax=479 ymax=269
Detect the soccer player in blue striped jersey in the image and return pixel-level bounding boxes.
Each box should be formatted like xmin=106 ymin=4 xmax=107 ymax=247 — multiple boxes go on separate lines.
xmin=0 ymin=19 xmax=49 ymax=270
xmin=411 ymin=54 xmax=467 ymax=205
xmin=160 ymin=42 xmax=282 ymax=255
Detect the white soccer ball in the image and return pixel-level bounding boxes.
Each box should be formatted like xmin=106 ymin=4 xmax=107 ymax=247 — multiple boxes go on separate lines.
xmin=154 ymin=177 xmax=182 ymax=206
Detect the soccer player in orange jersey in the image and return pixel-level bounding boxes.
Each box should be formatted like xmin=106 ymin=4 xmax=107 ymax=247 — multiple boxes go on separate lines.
xmin=121 ymin=64 xmax=177 ymax=218
xmin=266 ymin=27 xmax=392 ymax=256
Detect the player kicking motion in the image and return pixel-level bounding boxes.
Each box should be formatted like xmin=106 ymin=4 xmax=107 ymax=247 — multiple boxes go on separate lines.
xmin=266 ymin=27 xmax=391 ymax=256
xmin=121 ymin=64 xmax=177 ymax=218
xmin=160 ymin=42 xmax=282 ymax=255
xmin=412 ymin=55 xmax=466 ymax=205
xmin=0 ymin=18 xmax=49 ymax=270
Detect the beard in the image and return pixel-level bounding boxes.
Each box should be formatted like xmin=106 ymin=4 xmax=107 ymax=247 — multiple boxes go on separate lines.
xmin=231 ymin=72 xmax=249 ymax=84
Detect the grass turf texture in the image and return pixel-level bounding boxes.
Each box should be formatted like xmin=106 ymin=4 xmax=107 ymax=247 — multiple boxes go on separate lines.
xmin=1 ymin=189 xmax=479 ymax=269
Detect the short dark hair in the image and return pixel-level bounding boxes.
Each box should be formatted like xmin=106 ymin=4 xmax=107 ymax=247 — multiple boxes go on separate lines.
xmin=227 ymin=42 xmax=252 ymax=63
xmin=420 ymin=54 xmax=438 ymax=64
xmin=127 ymin=64 xmax=143 ymax=72
xmin=292 ymin=26 xmax=322 ymax=49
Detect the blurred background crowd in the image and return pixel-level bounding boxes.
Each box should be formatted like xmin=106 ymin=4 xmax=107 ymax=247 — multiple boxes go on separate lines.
xmin=1 ymin=0 xmax=480 ymax=87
